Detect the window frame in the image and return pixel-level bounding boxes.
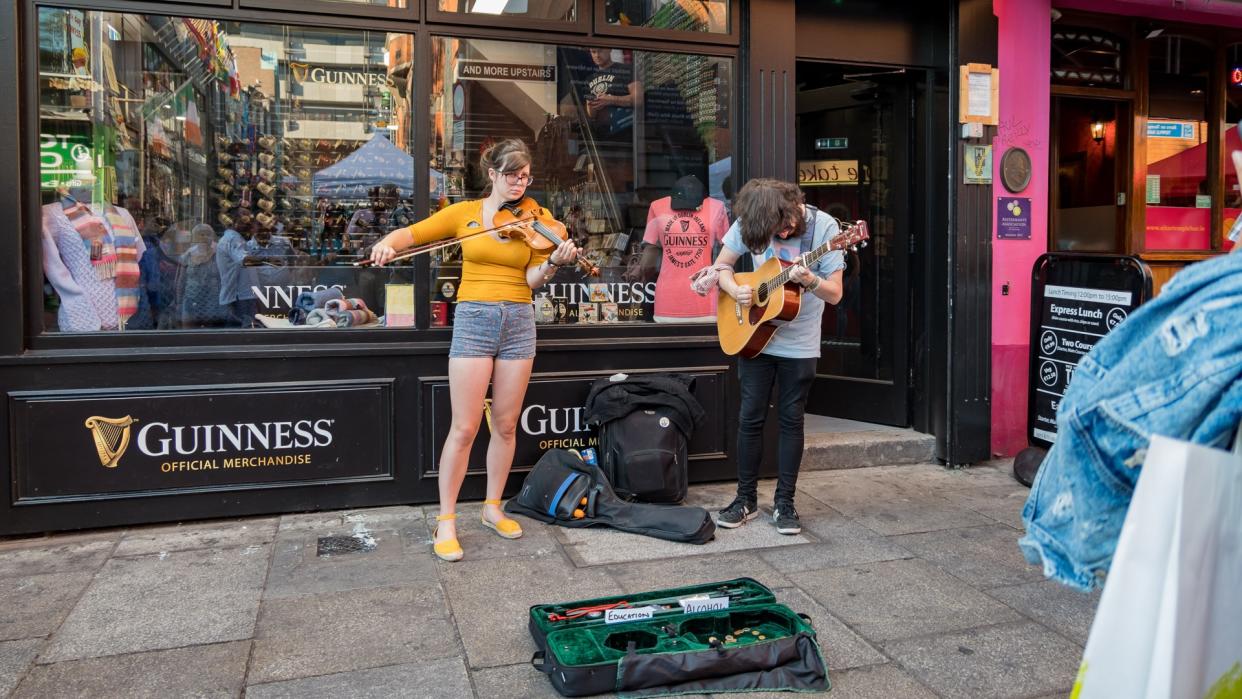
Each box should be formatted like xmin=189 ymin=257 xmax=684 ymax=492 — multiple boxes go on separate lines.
xmin=591 ymin=0 xmax=739 ymax=47
xmin=241 ymin=0 xmax=418 ymax=21
xmin=17 ymin=0 xmax=739 ymax=352
xmin=423 ymin=0 xmax=590 ymax=35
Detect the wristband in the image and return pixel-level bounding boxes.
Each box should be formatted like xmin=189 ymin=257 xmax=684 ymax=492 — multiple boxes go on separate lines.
xmin=805 ymin=276 xmax=820 ymax=291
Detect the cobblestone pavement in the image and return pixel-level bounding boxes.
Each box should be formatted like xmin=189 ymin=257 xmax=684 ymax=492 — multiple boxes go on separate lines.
xmin=0 ymin=460 xmax=1099 ymax=698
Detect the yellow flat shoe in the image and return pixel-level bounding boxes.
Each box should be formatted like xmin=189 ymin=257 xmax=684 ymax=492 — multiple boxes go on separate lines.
xmin=432 ymin=513 xmax=464 ymax=562
xmin=481 ymin=499 xmax=523 ymax=539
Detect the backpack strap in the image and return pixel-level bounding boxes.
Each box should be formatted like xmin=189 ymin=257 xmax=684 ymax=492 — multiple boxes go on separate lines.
xmin=800 ymin=206 xmax=819 ymax=256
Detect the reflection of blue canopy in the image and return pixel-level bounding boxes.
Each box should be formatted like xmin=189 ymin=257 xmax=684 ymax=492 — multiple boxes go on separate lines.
xmin=313 ymin=132 xmax=443 ymax=199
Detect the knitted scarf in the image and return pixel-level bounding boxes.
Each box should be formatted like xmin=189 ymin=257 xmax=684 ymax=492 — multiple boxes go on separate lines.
xmin=61 ymin=195 xmax=142 ymax=327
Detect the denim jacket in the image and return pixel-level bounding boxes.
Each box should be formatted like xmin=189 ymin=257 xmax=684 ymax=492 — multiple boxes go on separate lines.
xmin=1019 ymin=252 xmax=1242 ymax=591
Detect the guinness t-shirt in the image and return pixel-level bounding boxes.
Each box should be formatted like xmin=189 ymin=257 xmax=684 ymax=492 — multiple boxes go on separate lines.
xmin=584 ymin=61 xmax=635 ymax=136
xmin=643 ymin=196 xmax=730 ymax=319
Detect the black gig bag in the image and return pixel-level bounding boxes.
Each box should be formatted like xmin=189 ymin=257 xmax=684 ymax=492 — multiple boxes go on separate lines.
xmin=504 ymin=449 xmax=714 ymax=545
xmin=598 ymin=407 xmax=688 ymax=503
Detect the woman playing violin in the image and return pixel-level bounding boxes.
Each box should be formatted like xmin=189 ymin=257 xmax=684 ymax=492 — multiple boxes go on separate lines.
xmin=369 ymin=139 xmax=578 ymax=562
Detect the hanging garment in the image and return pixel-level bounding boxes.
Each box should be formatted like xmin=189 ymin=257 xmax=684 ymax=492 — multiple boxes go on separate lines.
xmin=42 ymin=200 xmax=146 ymax=332
xmin=1020 ymin=251 xmax=1242 ymax=591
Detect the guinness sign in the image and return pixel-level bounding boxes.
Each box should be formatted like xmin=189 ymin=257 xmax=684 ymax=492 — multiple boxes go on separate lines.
xmin=11 ymin=381 xmax=392 ymax=503
xmin=288 ymin=62 xmax=392 ymax=87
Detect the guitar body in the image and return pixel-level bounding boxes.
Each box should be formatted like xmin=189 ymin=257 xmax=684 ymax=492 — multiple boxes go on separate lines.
xmin=716 ymin=256 xmax=803 ymax=358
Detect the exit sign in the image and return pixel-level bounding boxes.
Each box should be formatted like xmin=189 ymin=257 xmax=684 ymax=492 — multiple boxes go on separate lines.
xmin=815 ymin=137 xmax=848 ymax=150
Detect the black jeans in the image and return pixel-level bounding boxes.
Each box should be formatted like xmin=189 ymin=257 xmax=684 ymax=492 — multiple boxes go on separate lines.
xmin=736 ymin=353 xmax=818 ymax=505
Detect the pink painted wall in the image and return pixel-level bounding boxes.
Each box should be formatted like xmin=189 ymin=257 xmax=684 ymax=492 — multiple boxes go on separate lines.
xmin=991 ymin=0 xmax=1052 ymax=457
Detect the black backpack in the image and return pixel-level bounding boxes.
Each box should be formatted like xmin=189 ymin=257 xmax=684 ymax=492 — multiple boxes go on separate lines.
xmin=598 ymin=406 xmax=688 ymax=504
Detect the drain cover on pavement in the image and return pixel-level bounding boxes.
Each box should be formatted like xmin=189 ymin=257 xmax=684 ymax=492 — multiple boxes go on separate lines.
xmin=316 ymin=535 xmax=376 ymax=557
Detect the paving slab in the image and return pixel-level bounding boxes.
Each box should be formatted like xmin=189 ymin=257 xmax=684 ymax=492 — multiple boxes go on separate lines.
xmin=804 ymin=663 xmax=938 ymax=698
xmin=264 ymin=525 xmax=438 ymax=600
xmin=935 ymin=484 xmax=1031 ymax=530
xmin=12 ymin=640 xmax=249 ymax=699
xmin=556 ymin=519 xmax=812 ymax=567
xmin=891 ymin=524 xmax=1045 ymax=588
xmin=439 ymin=556 xmax=622 ymax=669
xmin=607 ymin=551 xmax=792 ymax=593
xmin=985 ymin=579 xmax=1101 ymax=645
xmin=275 ymin=506 xmax=424 ymax=536
xmin=790 ymin=558 xmax=1021 ymax=643
xmin=0 ymin=639 xmax=40 ymax=696
xmin=410 ymin=504 xmax=563 ymax=562
xmin=249 ymin=585 xmax=456 ymax=685
xmin=798 ymin=469 xmax=993 ymax=536
xmin=882 ymin=621 xmax=1084 ymax=698
xmin=758 ymin=508 xmax=912 ymax=573
xmin=39 ymin=545 xmax=269 ymax=663
xmin=114 ymin=517 xmax=278 ymax=557
xmin=0 ymin=539 xmax=114 ymax=579
xmin=246 ymin=658 xmax=472 ymax=699
xmin=471 ymin=663 xmax=714 ymax=699
xmin=772 ymin=587 xmax=886 ymax=671
xmin=0 ymin=571 xmax=94 ymax=641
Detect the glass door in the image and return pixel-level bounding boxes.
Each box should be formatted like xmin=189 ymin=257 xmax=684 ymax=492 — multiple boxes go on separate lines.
xmin=794 ymin=61 xmax=912 ymax=426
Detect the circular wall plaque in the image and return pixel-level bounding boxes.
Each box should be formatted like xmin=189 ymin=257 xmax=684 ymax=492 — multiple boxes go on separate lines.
xmin=1000 ymin=147 xmax=1032 ymax=193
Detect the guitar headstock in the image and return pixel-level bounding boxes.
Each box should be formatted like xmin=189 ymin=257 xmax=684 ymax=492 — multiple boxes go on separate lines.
xmin=832 ymin=220 xmax=870 ymax=252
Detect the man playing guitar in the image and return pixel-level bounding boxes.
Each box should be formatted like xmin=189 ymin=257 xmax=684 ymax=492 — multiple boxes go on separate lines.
xmin=713 ymin=179 xmax=845 ymax=535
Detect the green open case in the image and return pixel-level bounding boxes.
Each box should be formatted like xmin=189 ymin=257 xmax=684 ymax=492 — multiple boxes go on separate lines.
xmin=529 ymin=578 xmax=830 ymax=697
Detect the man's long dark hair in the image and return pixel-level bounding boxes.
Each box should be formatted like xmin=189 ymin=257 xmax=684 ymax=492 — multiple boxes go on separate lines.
xmin=733 ymin=178 xmax=806 ymax=254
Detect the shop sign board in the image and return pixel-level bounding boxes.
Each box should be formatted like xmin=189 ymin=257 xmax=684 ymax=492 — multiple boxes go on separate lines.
xmin=10 ymin=381 xmax=393 ymax=503
xmin=797 ymin=160 xmax=860 ymax=187
xmin=997 ymin=197 xmax=1031 ymax=239
xmin=458 ymin=61 xmax=556 ymax=82
xmin=1147 ymin=121 xmax=1195 ymax=139
xmin=40 ymin=133 xmax=94 ymax=190
xmin=426 ymin=372 xmax=726 ymax=474
xmin=1028 ymin=255 xmax=1151 ymax=449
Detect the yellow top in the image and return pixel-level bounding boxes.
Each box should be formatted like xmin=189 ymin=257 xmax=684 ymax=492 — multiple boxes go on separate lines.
xmin=398 ymin=200 xmax=551 ymax=303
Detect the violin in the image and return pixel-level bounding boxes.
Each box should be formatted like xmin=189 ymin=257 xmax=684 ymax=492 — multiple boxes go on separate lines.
xmin=356 ymin=197 xmax=600 ymax=277
xmin=493 ymin=197 xmax=599 ymax=277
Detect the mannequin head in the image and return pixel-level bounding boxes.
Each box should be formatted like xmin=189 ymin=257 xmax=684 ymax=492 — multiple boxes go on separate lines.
xmin=670 ymin=175 xmax=706 ymax=211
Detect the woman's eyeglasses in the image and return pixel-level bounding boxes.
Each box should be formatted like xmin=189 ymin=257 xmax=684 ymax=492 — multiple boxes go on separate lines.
xmin=502 ymin=172 xmax=535 ymax=186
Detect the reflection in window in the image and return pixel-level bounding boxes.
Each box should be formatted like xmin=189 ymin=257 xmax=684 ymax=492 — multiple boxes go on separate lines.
xmin=604 ymin=0 xmax=729 ymax=34
xmin=436 ymin=0 xmax=575 ymax=21
xmin=429 ymin=37 xmax=733 ymax=324
xmin=37 ymin=8 xmax=415 ymax=332
xmin=319 ymin=0 xmax=408 ymax=6
xmin=1143 ymin=35 xmax=1211 ymax=250
xmin=1224 ymin=44 xmax=1242 ymax=251
xmin=1051 ymin=26 xmax=1124 ymax=88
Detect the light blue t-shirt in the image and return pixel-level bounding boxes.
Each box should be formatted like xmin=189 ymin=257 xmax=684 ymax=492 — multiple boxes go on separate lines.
xmin=722 ymin=209 xmax=845 ymax=358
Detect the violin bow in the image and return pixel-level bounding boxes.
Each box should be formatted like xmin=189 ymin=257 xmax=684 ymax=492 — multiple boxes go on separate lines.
xmin=352 ymin=216 xmax=537 ymax=267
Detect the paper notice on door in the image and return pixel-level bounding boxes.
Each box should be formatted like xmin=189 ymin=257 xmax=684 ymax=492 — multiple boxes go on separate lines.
xmin=967 ymin=72 xmax=992 ymax=117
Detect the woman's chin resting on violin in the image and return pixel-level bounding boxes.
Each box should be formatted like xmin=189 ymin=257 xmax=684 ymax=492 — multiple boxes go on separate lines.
xmin=368 ymin=139 xmax=578 ymax=562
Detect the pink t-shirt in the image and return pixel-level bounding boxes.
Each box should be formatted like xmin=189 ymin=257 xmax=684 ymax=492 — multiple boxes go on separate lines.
xmin=643 ymin=197 xmax=730 ymax=318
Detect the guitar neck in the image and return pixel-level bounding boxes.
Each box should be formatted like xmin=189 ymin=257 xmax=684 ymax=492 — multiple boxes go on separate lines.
xmin=765 ymin=228 xmax=849 ymax=288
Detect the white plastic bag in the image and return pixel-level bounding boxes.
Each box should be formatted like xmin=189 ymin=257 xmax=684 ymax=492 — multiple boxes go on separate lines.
xmin=1072 ymin=421 xmax=1242 ymax=699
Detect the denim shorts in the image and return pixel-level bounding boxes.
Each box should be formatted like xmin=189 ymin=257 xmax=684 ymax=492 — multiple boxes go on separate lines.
xmin=449 ymin=301 xmax=536 ymax=360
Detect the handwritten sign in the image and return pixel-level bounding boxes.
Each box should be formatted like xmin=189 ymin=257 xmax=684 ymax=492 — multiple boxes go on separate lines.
xmin=605 ymin=607 xmax=655 ymax=624
xmin=797 ymin=160 xmax=860 ymax=187
xmin=679 ymin=596 xmax=731 ymax=613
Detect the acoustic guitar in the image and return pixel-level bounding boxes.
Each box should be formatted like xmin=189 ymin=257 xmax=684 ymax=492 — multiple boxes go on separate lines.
xmin=717 ymin=221 xmax=870 ymax=358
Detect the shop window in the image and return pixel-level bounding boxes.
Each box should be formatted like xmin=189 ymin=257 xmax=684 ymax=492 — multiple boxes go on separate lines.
xmin=433 ymin=0 xmax=574 ymax=21
xmin=428 ymin=37 xmax=734 ymax=326
xmin=1051 ymin=26 xmax=1125 ymax=88
xmin=1223 ymin=43 xmax=1242 ymax=252
xmin=1142 ymin=35 xmax=1211 ymax=251
xmin=36 ymin=8 xmax=416 ymax=333
xmin=601 ymin=0 xmax=729 ymax=34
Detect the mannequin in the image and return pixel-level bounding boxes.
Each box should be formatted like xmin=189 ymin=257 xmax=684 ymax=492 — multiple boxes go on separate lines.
xmin=41 ymin=187 xmax=145 ymax=332
xmin=640 ymin=175 xmax=730 ymax=323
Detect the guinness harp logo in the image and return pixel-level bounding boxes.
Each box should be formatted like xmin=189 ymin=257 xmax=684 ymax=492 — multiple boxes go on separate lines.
xmin=84 ymin=416 xmax=138 ymax=468
xmin=289 ymin=62 xmax=311 ymax=84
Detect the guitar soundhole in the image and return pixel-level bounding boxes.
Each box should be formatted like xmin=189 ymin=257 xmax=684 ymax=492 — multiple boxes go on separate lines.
xmin=755 ymin=287 xmax=768 ymax=306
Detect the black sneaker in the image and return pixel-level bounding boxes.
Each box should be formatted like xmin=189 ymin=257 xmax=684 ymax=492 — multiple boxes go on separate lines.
xmin=716 ymin=498 xmax=758 ymax=529
xmin=772 ymin=502 xmax=802 ymax=535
